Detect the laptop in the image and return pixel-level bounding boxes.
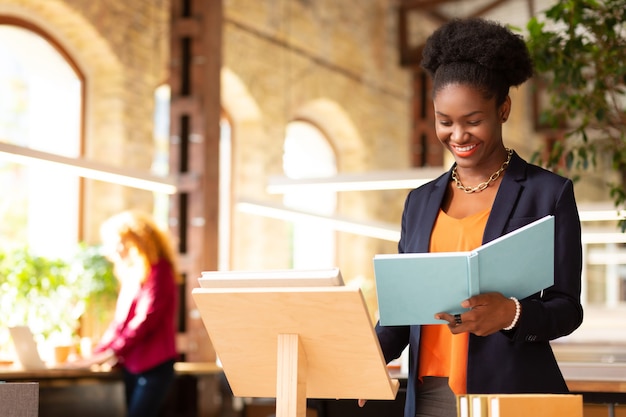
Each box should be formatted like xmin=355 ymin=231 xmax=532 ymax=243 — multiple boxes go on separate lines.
xmin=8 ymin=326 xmax=50 ymax=370
xmin=8 ymin=326 xmax=88 ymax=371
xmin=198 ymin=267 xmax=345 ymax=288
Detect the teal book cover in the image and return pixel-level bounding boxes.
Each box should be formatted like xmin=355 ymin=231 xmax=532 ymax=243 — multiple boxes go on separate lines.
xmin=374 ymin=215 xmax=554 ymax=325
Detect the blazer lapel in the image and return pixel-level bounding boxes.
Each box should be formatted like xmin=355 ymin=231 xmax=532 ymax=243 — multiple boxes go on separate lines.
xmin=416 ymin=171 xmax=451 ymax=251
xmin=483 ymin=152 xmax=526 ymax=243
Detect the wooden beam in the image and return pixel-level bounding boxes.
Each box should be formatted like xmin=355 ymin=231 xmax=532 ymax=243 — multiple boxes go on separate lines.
xmin=469 ymin=0 xmax=515 ymax=18
xmin=169 ymin=0 xmax=223 ymax=364
xmin=398 ymin=0 xmax=462 ymax=11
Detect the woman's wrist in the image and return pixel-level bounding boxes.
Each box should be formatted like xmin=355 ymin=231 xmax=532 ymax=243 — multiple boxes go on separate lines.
xmin=503 ymin=296 xmax=521 ymax=331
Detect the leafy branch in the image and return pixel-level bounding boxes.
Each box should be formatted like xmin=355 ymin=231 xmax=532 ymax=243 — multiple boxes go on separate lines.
xmin=526 ymin=0 xmax=626 ymax=225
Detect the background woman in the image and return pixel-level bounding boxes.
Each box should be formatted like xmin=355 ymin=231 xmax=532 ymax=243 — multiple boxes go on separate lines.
xmin=72 ymin=210 xmax=180 ymax=417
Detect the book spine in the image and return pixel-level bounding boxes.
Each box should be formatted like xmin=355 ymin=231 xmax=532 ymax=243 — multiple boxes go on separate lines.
xmin=467 ymin=253 xmax=480 ymax=297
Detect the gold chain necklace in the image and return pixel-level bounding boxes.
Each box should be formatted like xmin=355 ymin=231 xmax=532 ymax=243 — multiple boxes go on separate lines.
xmin=451 ymin=148 xmax=513 ymax=194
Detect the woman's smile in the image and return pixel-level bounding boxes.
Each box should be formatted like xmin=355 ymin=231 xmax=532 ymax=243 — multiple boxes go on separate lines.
xmin=451 ymin=143 xmax=480 ymax=158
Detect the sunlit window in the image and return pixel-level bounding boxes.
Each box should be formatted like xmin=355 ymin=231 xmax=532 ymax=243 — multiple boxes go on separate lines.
xmin=152 ymin=84 xmax=172 ymax=225
xmin=283 ymin=121 xmax=337 ymax=268
xmin=219 ymin=116 xmax=232 ymax=270
xmin=0 ymin=24 xmax=82 ymax=258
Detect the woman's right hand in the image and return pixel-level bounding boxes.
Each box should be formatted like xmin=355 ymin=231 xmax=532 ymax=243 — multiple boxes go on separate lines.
xmin=64 ymin=348 xmax=116 ymax=369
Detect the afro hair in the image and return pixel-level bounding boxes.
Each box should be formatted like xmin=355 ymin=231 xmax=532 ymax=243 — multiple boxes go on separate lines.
xmin=421 ymin=18 xmax=533 ymax=104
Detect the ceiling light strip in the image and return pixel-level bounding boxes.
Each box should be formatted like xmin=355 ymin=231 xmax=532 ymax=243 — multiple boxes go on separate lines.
xmin=236 ymin=198 xmax=400 ymax=242
xmin=0 ymin=142 xmax=177 ymax=194
xmin=267 ymin=167 xmax=445 ymax=193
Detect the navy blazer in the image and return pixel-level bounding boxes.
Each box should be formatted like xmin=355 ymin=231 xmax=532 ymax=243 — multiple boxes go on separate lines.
xmin=375 ymin=152 xmax=583 ymax=417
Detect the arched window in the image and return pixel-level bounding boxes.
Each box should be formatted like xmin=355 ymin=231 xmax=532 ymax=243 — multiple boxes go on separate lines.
xmin=0 ymin=23 xmax=82 ymax=258
xmin=283 ymin=121 xmax=337 ymax=268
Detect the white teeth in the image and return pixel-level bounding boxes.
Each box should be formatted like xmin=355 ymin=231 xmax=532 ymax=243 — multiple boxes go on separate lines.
xmin=455 ymin=144 xmax=476 ymax=152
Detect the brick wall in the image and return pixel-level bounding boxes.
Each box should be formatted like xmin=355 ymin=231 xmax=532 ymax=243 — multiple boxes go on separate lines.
xmin=0 ymin=0 xmax=421 ymax=319
xmin=222 ymin=0 xmax=411 ymax=312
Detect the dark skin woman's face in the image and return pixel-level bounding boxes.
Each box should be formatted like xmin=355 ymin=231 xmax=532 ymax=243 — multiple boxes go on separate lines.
xmin=433 ymin=83 xmax=510 ymax=176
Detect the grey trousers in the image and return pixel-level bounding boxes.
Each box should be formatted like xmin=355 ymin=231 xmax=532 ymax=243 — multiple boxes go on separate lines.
xmin=414 ymin=377 xmax=458 ymax=417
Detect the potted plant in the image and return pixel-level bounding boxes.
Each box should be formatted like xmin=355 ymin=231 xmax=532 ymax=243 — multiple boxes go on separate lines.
xmin=0 ymin=244 xmax=117 ymax=362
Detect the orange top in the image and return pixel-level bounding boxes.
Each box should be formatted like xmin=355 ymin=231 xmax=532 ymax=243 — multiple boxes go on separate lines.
xmin=418 ymin=208 xmax=490 ymax=394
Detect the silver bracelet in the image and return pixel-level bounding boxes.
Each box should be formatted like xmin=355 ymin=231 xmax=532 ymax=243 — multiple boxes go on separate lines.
xmin=503 ymin=296 xmax=521 ymax=331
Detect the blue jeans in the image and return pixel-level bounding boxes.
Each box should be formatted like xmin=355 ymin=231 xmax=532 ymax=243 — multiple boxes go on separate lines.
xmin=123 ymin=359 xmax=175 ymax=417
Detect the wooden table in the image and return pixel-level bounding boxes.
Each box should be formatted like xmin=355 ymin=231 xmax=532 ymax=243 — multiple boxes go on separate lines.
xmin=331 ymin=363 xmax=626 ymax=417
xmin=0 ymin=366 xmax=120 ymax=383
xmin=0 ymin=361 xmax=222 ymax=380
xmin=5 ymin=361 xmax=622 ymax=417
xmin=560 ymin=362 xmax=626 ymax=417
xmin=0 ymin=362 xmax=224 ymax=417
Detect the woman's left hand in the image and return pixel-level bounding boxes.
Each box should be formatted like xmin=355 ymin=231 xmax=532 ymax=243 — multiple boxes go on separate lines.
xmin=435 ymin=292 xmax=517 ymax=336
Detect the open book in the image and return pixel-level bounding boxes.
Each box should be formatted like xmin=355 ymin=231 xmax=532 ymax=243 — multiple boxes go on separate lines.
xmin=374 ymin=215 xmax=554 ymax=325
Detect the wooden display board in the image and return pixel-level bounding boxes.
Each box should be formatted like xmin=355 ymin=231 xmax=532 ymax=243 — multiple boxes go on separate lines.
xmin=192 ymin=285 xmax=399 ymax=417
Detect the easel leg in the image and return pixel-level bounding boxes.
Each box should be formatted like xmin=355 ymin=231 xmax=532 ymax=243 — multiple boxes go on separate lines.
xmin=276 ymin=334 xmax=307 ymax=417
